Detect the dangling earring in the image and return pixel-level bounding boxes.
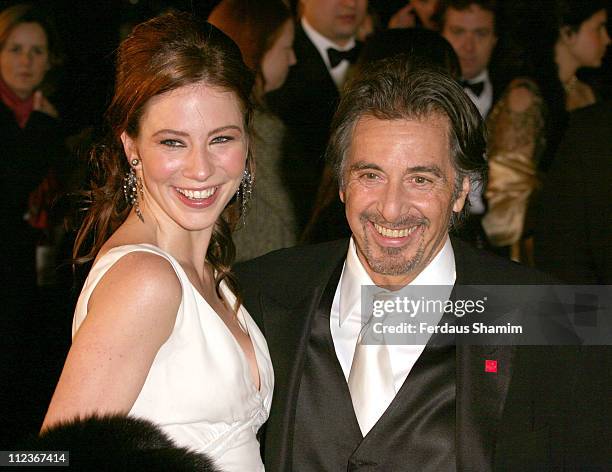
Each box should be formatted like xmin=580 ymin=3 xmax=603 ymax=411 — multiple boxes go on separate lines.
xmin=236 ymin=168 xmax=253 ymax=224
xmin=123 ymin=158 xmax=144 ymax=222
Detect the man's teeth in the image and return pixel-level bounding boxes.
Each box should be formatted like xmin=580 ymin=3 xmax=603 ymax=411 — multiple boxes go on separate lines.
xmin=373 ymin=223 xmax=417 ymax=238
xmin=176 ymin=187 xmax=216 ymax=200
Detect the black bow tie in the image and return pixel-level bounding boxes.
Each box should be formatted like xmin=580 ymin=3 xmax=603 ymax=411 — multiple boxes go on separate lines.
xmin=460 ymin=80 xmax=485 ymax=97
xmin=327 ymin=46 xmax=360 ymax=68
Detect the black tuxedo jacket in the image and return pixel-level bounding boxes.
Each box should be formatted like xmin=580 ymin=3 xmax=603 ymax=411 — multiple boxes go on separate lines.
xmin=534 ymin=100 xmax=612 ymax=283
xmin=266 ymin=22 xmax=339 ymax=168
xmin=265 ymin=23 xmax=342 ymax=229
xmin=236 ymin=238 xmax=611 ymax=470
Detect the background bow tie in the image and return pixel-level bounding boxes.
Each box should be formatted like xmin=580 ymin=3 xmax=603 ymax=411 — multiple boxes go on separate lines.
xmin=327 ymin=46 xmax=360 ymax=68
xmin=460 ymin=80 xmax=485 ymax=97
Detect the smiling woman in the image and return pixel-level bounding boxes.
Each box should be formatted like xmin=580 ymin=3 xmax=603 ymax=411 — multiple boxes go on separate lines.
xmin=41 ymin=12 xmax=273 ymax=471
xmin=120 ymin=85 xmax=248 ymax=232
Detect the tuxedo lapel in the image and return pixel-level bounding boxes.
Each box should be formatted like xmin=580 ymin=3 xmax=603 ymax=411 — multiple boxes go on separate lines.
xmin=294 ymin=24 xmax=338 ymax=93
xmin=291 ymin=259 xmax=365 ymax=470
xmin=259 ymin=245 xmax=347 ymax=471
xmin=259 ymin=287 xmax=323 ymax=470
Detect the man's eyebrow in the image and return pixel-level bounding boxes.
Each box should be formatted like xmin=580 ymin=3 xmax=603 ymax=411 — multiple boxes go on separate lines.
xmin=407 ymin=165 xmax=444 ymax=179
xmin=348 ymin=163 xmax=447 ymax=180
xmin=348 ymin=162 xmax=384 ymax=173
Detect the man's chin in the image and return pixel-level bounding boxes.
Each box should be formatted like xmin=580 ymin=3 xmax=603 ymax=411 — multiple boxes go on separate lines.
xmin=332 ymin=28 xmax=358 ymax=42
xmin=365 ymin=247 xmax=423 ymax=278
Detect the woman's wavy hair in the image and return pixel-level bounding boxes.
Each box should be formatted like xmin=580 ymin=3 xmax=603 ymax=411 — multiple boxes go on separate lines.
xmin=74 ymin=11 xmax=254 ymax=302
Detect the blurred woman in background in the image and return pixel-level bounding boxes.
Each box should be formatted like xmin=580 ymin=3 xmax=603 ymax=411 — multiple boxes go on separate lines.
xmin=482 ymin=0 xmax=610 ymax=262
xmin=0 ymin=3 xmax=64 ymax=315
xmin=0 ymin=3 xmax=66 ymax=443
xmin=209 ymin=0 xmax=299 ymax=261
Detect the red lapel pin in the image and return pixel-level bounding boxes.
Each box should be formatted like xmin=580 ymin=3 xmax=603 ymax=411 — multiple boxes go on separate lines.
xmin=485 ymin=360 xmax=498 ymax=373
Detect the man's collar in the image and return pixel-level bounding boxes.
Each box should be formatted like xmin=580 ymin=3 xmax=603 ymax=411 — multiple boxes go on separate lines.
xmin=301 ymin=17 xmax=356 ymax=69
xmin=338 ymin=236 xmax=456 ymax=325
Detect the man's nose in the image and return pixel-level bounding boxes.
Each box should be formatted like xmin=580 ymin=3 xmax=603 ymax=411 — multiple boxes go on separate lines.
xmin=464 ymin=35 xmax=476 ymax=53
xmin=378 ymin=181 xmax=409 ymax=223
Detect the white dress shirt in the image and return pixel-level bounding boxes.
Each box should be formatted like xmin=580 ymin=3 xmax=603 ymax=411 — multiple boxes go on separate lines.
xmin=330 ymin=237 xmax=456 ymax=393
xmin=463 ymin=69 xmax=493 ymax=119
xmin=301 ymin=17 xmax=355 ymax=89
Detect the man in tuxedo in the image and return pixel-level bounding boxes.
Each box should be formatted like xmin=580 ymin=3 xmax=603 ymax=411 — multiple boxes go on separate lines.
xmin=440 ymin=0 xmax=499 ymax=247
xmin=535 ymin=101 xmax=612 ymax=284
xmin=266 ymin=0 xmax=367 ymax=229
xmin=440 ymin=0 xmax=498 ymax=119
xmin=237 ymin=59 xmax=610 ymax=470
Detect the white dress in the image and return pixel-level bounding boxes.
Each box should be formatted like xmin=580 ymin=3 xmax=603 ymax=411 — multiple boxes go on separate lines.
xmin=73 ymin=244 xmax=273 ymax=471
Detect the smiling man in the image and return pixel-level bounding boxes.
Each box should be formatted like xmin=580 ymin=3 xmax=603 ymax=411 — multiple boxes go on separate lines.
xmin=339 ymin=115 xmax=469 ymax=287
xmin=236 ymin=58 xmax=610 ymax=471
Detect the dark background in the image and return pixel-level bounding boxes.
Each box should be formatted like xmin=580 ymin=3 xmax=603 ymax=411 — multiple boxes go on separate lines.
xmin=1 ymin=0 xmax=609 ymax=137
xmin=0 ymin=0 xmax=225 ymax=134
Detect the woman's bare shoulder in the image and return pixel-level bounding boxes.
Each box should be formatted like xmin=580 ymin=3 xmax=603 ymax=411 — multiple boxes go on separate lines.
xmin=42 ymin=250 xmax=183 ymax=430
xmin=86 ymin=249 xmax=182 ymax=336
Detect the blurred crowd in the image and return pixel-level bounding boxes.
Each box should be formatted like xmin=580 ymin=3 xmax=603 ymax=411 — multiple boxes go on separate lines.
xmin=1 ymin=0 xmax=610 ymax=446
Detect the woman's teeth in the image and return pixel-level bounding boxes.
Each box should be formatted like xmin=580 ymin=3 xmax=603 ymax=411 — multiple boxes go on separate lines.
xmin=176 ymin=187 xmax=216 ymax=200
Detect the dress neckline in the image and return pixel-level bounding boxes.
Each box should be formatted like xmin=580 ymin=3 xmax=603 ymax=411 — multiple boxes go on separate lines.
xmin=192 ymin=286 xmax=263 ymax=393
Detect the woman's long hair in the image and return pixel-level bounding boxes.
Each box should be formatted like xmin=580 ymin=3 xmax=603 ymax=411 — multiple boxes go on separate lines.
xmin=74 ymin=11 xmax=254 ymax=301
